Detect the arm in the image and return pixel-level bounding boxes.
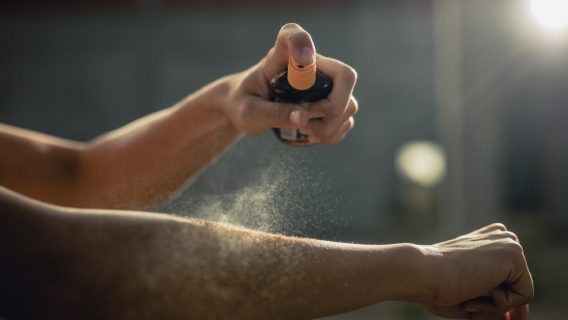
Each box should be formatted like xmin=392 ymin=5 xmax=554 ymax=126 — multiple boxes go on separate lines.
xmin=0 ymin=185 xmax=430 ymax=319
xmin=0 ymin=81 xmax=240 ymax=209
xmin=0 ymin=186 xmax=532 ymax=320
xmin=0 ymin=23 xmax=358 ymax=210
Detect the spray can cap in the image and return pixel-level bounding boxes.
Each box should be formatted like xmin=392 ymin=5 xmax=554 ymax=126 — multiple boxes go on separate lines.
xmin=287 ymin=57 xmax=317 ymax=91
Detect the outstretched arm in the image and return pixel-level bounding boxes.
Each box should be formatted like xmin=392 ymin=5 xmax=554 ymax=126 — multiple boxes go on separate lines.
xmin=0 ymin=23 xmax=358 ymax=210
xmin=0 ymin=82 xmax=240 ymax=210
xmin=0 ymin=186 xmax=532 ymax=320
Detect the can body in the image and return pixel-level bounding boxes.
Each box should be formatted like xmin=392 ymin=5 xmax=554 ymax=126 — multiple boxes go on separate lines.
xmin=269 ymin=69 xmax=333 ymax=146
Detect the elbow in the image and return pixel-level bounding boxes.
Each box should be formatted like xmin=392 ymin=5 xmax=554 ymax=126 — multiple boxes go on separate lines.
xmin=43 ymin=142 xmax=92 ymax=208
xmin=64 ymin=142 xmax=112 ymax=209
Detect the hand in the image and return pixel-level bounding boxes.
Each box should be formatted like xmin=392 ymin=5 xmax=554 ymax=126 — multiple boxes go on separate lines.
xmin=223 ymin=23 xmax=358 ymax=145
xmin=421 ymin=223 xmax=533 ymax=319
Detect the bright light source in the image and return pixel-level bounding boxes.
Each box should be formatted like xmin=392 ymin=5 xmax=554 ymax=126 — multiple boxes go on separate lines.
xmin=396 ymin=141 xmax=446 ymax=188
xmin=532 ymin=0 xmax=568 ymax=28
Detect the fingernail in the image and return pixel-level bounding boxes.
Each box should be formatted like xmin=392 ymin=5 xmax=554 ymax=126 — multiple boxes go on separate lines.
xmin=300 ymin=46 xmax=315 ymax=65
xmin=290 ymin=110 xmax=302 ymax=126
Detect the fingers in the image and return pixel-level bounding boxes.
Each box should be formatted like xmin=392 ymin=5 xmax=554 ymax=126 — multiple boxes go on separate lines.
xmin=234 ymin=96 xmax=310 ymax=135
xmin=505 ymin=304 xmax=529 ymax=320
xmin=430 ymin=226 xmax=532 ymax=318
xmin=470 ymin=223 xmax=508 ymax=235
xmin=316 ymin=54 xmax=358 ymax=112
xmin=464 ymin=297 xmax=504 ymax=319
xmin=307 ymin=95 xmax=358 ymax=145
xmin=467 ymin=223 xmax=520 ymax=244
xmin=303 ymin=54 xmax=357 ymax=145
xmin=469 ymin=225 xmax=532 ymax=312
xmin=485 ymin=231 xmax=520 ymax=243
xmin=493 ymin=265 xmax=534 ymax=312
xmin=423 ymin=304 xmax=469 ymax=319
xmin=255 ymin=23 xmax=358 ymax=144
xmin=469 ymin=313 xmax=506 ymax=320
xmin=425 ymin=301 xmax=527 ymax=320
xmin=263 ymin=23 xmax=316 ymax=80
xmin=464 ymin=300 xmax=529 ymax=320
xmin=331 ymin=116 xmax=355 ymax=144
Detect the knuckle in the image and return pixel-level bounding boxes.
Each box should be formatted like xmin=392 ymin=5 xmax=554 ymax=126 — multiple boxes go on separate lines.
xmin=505 ymin=239 xmax=524 ymax=253
xmin=340 ymin=64 xmax=358 ymax=85
xmin=347 ymin=117 xmax=355 ymax=130
xmin=348 ymin=98 xmax=359 ymax=116
xmin=491 ymin=222 xmax=508 ymax=232
xmin=281 ymin=22 xmax=301 ymax=31
xmin=502 ymin=231 xmax=519 ymax=242
xmin=352 ymin=97 xmax=359 ymax=115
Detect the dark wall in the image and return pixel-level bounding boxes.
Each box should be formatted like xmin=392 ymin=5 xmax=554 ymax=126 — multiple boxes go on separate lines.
xmin=1 ymin=1 xmax=567 ymax=318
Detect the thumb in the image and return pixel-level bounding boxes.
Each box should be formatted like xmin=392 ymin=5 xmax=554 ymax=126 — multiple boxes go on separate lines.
xmin=247 ymin=96 xmax=309 ymax=129
xmin=264 ymin=23 xmax=316 ymax=78
xmin=285 ymin=27 xmax=316 ymax=66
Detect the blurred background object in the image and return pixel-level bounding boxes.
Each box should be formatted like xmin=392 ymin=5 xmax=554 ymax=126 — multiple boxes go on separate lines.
xmin=1 ymin=0 xmax=567 ymax=318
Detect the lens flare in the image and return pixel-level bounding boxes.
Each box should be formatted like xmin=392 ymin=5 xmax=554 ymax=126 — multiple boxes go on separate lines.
xmin=396 ymin=141 xmax=446 ymax=188
xmin=532 ymin=0 xmax=568 ymax=28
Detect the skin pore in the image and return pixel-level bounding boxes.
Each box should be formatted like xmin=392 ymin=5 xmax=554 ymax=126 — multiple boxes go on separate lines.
xmin=0 ymin=23 xmax=532 ymax=319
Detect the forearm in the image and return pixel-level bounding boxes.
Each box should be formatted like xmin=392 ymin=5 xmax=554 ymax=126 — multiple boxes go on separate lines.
xmin=74 ymin=75 xmax=242 ymax=209
xmin=61 ymin=215 xmax=426 ymax=319
xmin=0 ymin=75 xmax=243 ymax=209
xmin=0 ymin=187 xmax=430 ymax=320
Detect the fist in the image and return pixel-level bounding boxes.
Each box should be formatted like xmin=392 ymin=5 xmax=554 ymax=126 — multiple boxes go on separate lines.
xmin=422 ymin=223 xmax=534 ymax=320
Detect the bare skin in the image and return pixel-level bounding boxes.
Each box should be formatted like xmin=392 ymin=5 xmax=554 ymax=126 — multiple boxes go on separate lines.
xmin=0 ymin=187 xmax=532 ymax=319
xmin=0 ymin=23 xmax=357 ymax=210
xmin=0 ymin=23 xmax=532 ymax=319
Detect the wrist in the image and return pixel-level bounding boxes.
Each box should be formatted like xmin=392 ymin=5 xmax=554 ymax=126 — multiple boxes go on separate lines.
xmin=215 ymin=64 xmax=270 ymax=135
xmin=372 ymin=243 xmax=436 ymax=303
xmin=174 ymin=73 xmax=243 ymax=134
xmin=183 ymin=74 xmax=235 ymax=114
xmin=408 ymin=244 xmax=443 ymax=304
xmin=204 ymin=71 xmax=249 ymax=134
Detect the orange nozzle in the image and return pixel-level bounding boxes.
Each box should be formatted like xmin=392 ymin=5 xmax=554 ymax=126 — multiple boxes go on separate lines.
xmin=287 ymin=57 xmax=316 ymax=91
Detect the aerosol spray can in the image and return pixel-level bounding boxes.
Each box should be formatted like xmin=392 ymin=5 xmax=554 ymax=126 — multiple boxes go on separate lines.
xmin=269 ymin=55 xmax=333 ymax=146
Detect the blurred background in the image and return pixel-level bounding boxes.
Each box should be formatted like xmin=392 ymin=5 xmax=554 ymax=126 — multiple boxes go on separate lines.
xmin=1 ymin=0 xmax=567 ymax=318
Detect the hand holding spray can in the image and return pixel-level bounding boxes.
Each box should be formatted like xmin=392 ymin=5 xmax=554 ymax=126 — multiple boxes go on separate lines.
xmin=269 ymin=55 xmax=333 ymax=146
